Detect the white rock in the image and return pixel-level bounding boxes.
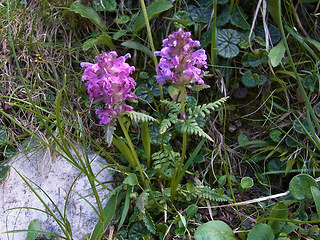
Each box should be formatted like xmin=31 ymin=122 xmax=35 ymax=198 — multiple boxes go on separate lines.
xmin=0 ymin=141 xmax=112 ymax=240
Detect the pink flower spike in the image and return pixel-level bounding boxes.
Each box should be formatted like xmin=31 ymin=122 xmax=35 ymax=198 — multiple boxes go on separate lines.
xmin=96 ymin=110 xmax=111 ymax=125
xmin=154 ymin=28 xmax=207 ymax=86
xmin=81 ymin=51 xmax=136 ymax=125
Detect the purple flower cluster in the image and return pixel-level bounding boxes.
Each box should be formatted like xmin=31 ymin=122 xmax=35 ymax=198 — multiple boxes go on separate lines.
xmin=154 ymin=28 xmax=207 ymax=86
xmin=81 ymin=51 xmax=136 ymax=125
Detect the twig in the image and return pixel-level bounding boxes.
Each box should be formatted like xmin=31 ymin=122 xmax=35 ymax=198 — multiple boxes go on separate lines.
xmin=200 ymin=177 xmax=320 ymax=209
xmin=199 ymin=191 xmax=290 ymax=209
xmin=108 ymin=225 xmax=114 ymax=240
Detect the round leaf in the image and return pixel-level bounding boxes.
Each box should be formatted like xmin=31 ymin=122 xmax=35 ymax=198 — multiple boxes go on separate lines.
xmin=255 ymin=24 xmax=281 ymax=45
xmin=293 ymin=119 xmax=310 ymax=134
xmin=128 ymin=222 xmax=150 ymax=238
xmin=136 ymin=84 xmax=160 ymax=104
xmin=186 ymin=204 xmax=198 ymax=217
xmin=218 ymin=175 xmax=227 ymax=186
xmin=289 ymin=174 xmax=318 ymax=200
xmin=217 ymin=29 xmax=241 ymax=58
xmin=0 ymin=127 xmax=7 ymax=145
xmin=257 ymin=74 xmax=267 ymax=86
xmin=241 ymin=177 xmax=254 ymax=189
xmin=123 ymin=173 xmax=139 ymax=186
xmin=270 ymin=129 xmax=282 ymax=143
xmin=239 ymin=31 xmax=255 ymax=49
xmin=242 ymin=52 xmax=260 ymax=67
xmin=190 ymin=7 xmax=212 ymax=23
xmin=285 ymin=135 xmax=300 ymax=147
xmin=216 ymin=6 xmax=231 ymax=27
xmin=314 ymin=103 xmax=320 ymax=117
xmin=194 ymin=220 xmax=236 ymax=240
xmin=242 ymin=71 xmax=257 ymax=87
xmin=139 ymin=72 xmax=149 ymax=79
xmin=247 ymin=224 xmax=275 ymax=240
xmin=268 ymin=202 xmax=288 ymax=234
xmin=26 ymin=219 xmax=41 ymax=240
xmin=0 ymin=165 xmax=10 ymax=183
xmin=303 ymin=74 xmax=316 ymax=92
xmin=267 ymin=158 xmax=285 ymax=172
xmin=242 ymin=71 xmax=267 ymax=87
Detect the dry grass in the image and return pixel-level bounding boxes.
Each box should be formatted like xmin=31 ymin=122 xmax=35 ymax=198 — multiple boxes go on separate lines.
xmin=0 ymin=0 xmax=100 ymax=144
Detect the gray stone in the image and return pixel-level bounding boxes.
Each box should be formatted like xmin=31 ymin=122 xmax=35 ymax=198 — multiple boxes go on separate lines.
xmin=0 ymin=141 xmax=112 ymax=240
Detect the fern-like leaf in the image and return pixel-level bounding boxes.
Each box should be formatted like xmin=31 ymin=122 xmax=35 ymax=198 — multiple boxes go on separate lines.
xmin=179 ymin=119 xmax=213 ymax=142
xmin=189 ymin=97 xmax=229 ymax=118
xmin=187 ymin=84 xmax=210 ymax=92
xmin=125 ymin=111 xmax=158 ymax=123
xmin=159 ymin=113 xmax=178 ymax=134
xmin=194 ymin=185 xmax=232 ymax=202
xmin=160 ymin=100 xmax=181 ymax=114
xmin=152 ymin=147 xmax=179 ymax=179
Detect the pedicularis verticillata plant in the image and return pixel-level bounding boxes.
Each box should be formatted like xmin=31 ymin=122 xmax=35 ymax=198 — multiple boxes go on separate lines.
xmin=81 ymin=51 xmax=148 ymax=186
xmin=81 ymin=28 xmax=228 ymax=199
xmin=154 ymin=28 xmax=207 ymax=86
xmin=80 ymin=51 xmax=136 ymax=125
xmin=154 ymin=28 xmax=212 ymax=199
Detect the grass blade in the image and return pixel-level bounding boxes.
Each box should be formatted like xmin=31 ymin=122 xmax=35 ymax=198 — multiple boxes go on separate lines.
xmin=135 ymin=0 xmax=173 ymax=33
xmin=141 ymin=121 xmax=151 ymax=168
xmin=113 ymin=135 xmax=136 ymax=167
xmin=118 ymin=189 xmax=131 ymax=231
xmin=90 ymin=193 xmax=118 ymax=240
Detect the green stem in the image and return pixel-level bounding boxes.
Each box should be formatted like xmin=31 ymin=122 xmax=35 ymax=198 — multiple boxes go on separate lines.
xmin=171 ymin=86 xmax=188 ymax=200
xmin=118 ymin=116 xmax=146 ymax=186
xmin=211 ymin=0 xmax=217 ymax=72
xmin=140 ymin=0 xmax=164 ymax=101
xmin=180 ymin=87 xmax=186 ymax=114
xmin=276 ymin=0 xmax=320 ymax=137
xmin=219 ymin=106 xmax=241 ymax=219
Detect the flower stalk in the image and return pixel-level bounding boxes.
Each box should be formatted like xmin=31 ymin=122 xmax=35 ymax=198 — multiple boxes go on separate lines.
xmin=81 ymin=51 xmax=146 ymax=186
xmin=118 ymin=116 xmax=146 ymax=186
xmin=154 ymin=28 xmax=208 ymax=200
xmin=170 ymin=85 xmax=188 ymax=200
